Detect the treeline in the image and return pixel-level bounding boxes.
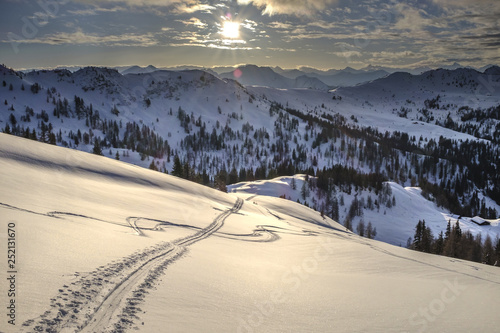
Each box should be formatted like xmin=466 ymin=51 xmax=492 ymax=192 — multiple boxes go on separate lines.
xmin=316 ymin=165 xmax=386 ymax=194
xmin=277 ymin=102 xmax=499 ymax=217
xmin=410 ymin=220 xmax=500 ymax=266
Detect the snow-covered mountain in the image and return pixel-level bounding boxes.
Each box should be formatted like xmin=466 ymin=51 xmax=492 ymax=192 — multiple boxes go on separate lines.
xmin=275 ymin=66 xmax=390 ymax=86
xmin=312 ymin=69 xmax=390 ymax=87
xmin=1 ymin=63 xmax=499 ymax=251
xmin=337 ymin=67 xmax=500 ymax=99
xmin=121 ymin=65 xmax=159 ymax=75
xmin=1 ymin=133 xmax=500 ymax=333
xmin=220 ymin=64 xmax=330 ymax=90
xmin=357 ymin=63 xmax=495 ymax=75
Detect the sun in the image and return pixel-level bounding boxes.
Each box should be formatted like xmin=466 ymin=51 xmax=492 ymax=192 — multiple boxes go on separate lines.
xmin=222 ymin=21 xmax=240 ymax=39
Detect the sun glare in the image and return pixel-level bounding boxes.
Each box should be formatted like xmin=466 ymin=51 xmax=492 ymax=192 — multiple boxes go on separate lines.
xmin=222 ymin=21 xmax=240 ymax=39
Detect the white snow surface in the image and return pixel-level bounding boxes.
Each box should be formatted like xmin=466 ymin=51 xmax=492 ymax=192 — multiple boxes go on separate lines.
xmin=229 ymin=175 xmax=500 ymax=246
xmin=1 ymin=134 xmax=500 ymax=333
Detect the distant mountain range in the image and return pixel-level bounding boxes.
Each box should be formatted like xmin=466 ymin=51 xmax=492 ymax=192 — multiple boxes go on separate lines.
xmin=18 ymin=63 xmax=497 ymax=90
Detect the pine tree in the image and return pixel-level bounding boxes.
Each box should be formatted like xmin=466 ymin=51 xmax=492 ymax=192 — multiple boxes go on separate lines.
xmin=149 ymin=160 xmax=158 ymax=171
xmin=406 ymin=237 xmax=412 ymax=248
xmin=453 ymin=221 xmax=462 ymax=257
xmin=443 ymin=221 xmax=461 ymax=258
xmin=215 ymin=170 xmax=227 ymax=193
xmin=48 ymin=132 xmax=56 ymax=145
xmin=413 ymin=220 xmax=423 ymax=251
xmin=445 ymin=220 xmax=451 ymax=241
xmin=434 ymin=231 xmax=444 ymax=255
xmin=367 ymin=195 xmax=373 ymax=210
xmin=421 ymin=221 xmax=433 ymax=253
xmin=494 ymin=236 xmax=500 ymax=266
xmin=454 ymin=221 xmax=462 ymax=239
xmin=469 ymin=233 xmax=482 ymax=263
xmin=366 ymin=222 xmax=376 ymax=239
xmin=172 ymin=155 xmax=183 ymax=177
xmin=331 ymin=196 xmax=339 ymax=221
xmin=301 ymin=180 xmax=309 ymax=201
xmin=228 ymin=167 xmax=239 ymax=185
xmin=3 ymin=124 xmax=11 ymax=134
xmin=183 ymin=161 xmax=190 ymax=180
xmin=9 ymin=114 xmax=17 ymax=127
xmin=343 ymin=216 xmax=352 ymax=231
xmin=356 ymin=220 xmax=366 ymax=237
xmin=92 ymin=138 xmax=103 ymax=156
xmin=483 ymin=235 xmax=494 ymax=265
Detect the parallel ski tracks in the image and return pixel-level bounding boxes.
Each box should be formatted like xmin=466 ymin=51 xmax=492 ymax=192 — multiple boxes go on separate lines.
xmin=22 ymin=198 xmax=243 ymax=333
xmin=78 ymin=197 xmax=243 ymax=332
xmin=176 ymin=197 xmax=243 ymax=247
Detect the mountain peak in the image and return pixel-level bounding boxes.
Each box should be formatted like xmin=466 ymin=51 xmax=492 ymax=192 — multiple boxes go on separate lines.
xmin=484 ymin=65 xmax=500 ymax=75
xmin=122 ymin=65 xmax=158 ymax=75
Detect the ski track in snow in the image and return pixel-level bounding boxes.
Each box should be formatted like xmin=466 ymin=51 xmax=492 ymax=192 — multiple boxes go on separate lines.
xmin=217 ymin=225 xmax=281 ymax=243
xmin=19 ymin=198 xmax=244 ymax=333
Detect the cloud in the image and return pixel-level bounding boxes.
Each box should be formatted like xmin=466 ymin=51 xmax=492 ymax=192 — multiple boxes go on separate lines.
xmin=176 ymin=18 xmax=208 ymax=28
xmin=431 ymin=0 xmax=500 ymax=7
xmin=75 ymin=0 xmax=189 ymax=5
xmin=393 ymin=3 xmax=447 ymax=33
xmin=172 ymin=3 xmax=216 ymax=14
xmin=73 ymin=0 xmax=338 ymax=16
xmin=308 ymin=20 xmax=338 ymax=29
xmin=237 ymin=0 xmax=338 ymax=16
xmin=268 ymin=22 xmax=295 ymax=29
xmin=73 ymin=0 xmax=217 ymax=15
xmin=329 ymin=50 xmax=362 ymax=58
xmin=6 ymin=28 xmax=159 ymax=47
xmin=242 ymin=19 xmax=258 ymax=32
xmin=66 ymin=6 xmax=125 ymax=16
xmin=431 ymin=0 xmax=500 ymax=17
xmin=267 ymin=47 xmax=296 ymax=52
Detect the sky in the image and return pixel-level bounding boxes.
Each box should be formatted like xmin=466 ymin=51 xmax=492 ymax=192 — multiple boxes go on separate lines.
xmin=0 ymin=0 xmax=499 ymax=70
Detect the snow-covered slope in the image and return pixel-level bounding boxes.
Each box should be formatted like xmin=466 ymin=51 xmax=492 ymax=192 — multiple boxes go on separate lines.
xmin=229 ymin=175 xmax=500 ymax=247
xmin=1 ymin=133 xmax=500 ymax=333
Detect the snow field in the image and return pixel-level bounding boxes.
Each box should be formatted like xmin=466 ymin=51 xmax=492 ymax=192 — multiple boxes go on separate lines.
xmin=1 ymin=132 xmax=500 ymax=333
